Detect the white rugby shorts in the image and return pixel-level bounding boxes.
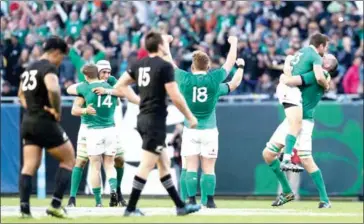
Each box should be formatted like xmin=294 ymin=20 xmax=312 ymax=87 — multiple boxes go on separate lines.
xmin=87 ymin=127 xmax=118 ymax=156
xmin=76 ymin=124 xmax=88 ymax=159
xmin=276 ymin=82 xmax=302 ymax=107
xmin=181 ymin=127 xmax=219 ymax=159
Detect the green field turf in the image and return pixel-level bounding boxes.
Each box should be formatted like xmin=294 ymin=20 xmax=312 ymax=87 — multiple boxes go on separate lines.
xmin=1 ymin=197 xmax=363 ymax=223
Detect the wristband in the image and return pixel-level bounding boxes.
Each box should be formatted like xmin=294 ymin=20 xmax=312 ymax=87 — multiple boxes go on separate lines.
xmin=237 ymin=64 xmax=245 ymax=69
xmin=105 ymin=89 xmax=112 ymax=95
xmin=82 ymin=108 xmax=87 ymax=115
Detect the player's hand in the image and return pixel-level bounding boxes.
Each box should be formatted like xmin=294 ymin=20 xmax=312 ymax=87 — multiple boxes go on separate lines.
xmin=162 ymin=34 xmax=173 ymax=44
xmin=44 ymin=106 xmax=61 ymax=122
xmin=228 ymin=36 xmax=238 ymax=45
xmin=236 ymin=58 xmax=245 ymax=67
xmin=93 ymin=87 xmax=106 ymax=95
xmin=86 ymin=104 xmax=96 ymax=115
xmin=188 ymin=116 xmax=198 ymax=129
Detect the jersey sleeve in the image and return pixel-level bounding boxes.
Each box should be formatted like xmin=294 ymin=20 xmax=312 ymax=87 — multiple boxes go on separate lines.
xmin=162 ymin=62 xmax=175 ymax=84
xmin=217 ymin=83 xmax=230 ymax=96
xmin=174 ymin=68 xmax=188 ymax=84
xmin=107 ymin=76 xmax=118 ymax=87
xmin=300 ymin=71 xmax=316 ymax=85
xmin=211 ymin=68 xmax=228 ymax=83
xmin=127 ymin=62 xmax=137 ymax=80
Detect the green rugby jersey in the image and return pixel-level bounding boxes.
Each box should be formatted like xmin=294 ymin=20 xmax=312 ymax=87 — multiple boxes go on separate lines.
xmin=80 ymin=76 xmax=118 ymax=125
xmin=175 ymin=68 xmax=229 ymax=129
xmin=300 ymin=70 xmax=330 ymax=120
xmin=77 ymin=79 xmax=117 ymax=129
xmin=291 ymin=46 xmax=323 ymax=90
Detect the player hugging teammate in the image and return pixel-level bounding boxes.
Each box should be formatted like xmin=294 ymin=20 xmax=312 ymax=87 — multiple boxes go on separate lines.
xmin=163 ymin=35 xmax=245 ymax=208
xmin=263 ymin=33 xmax=338 ymax=208
xmin=66 ymin=60 xmax=139 ymax=207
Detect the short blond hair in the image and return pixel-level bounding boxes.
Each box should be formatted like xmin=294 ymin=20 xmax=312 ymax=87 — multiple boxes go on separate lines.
xmin=192 ymin=50 xmax=210 ymax=71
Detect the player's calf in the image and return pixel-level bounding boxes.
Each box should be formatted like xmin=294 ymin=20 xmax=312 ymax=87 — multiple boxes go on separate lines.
xmin=300 ymin=156 xmax=330 ymax=206
xmin=68 ymin=157 xmax=88 ymax=207
xmin=89 ymin=156 xmax=103 ymax=206
xmin=114 ymin=156 xmax=127 ymax=206
xmin=104 ymin=155 xmax=118 ymax=207
xmin=201 ymin=157 xmax=217 ymax=208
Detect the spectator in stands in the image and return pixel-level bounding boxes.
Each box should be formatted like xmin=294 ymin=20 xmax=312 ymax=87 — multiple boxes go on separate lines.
xmin=255 ymin=72 xmax=275 ymax=95
xmin=343 ymin=56 xmax=362 ymax=94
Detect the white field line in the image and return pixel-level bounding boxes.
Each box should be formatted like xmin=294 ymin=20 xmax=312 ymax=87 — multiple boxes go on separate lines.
xmin=1 ymin=206 xmax=362 ymax=217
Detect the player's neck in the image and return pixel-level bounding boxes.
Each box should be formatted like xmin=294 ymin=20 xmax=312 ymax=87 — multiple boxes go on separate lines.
xmin=40 ymin=54 xmax=53 ymax=64
xmin=87 ymin=78 xmax=102 ymax=83
xmin=309 ymin=45 xmax=318 ymax=54
xmin=149 ymin=52 xmax=163 ymax=58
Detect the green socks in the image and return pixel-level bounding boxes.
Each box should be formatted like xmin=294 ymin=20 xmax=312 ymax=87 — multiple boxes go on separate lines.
xmin=179 ymin=169 xmax=187 ymax=201
xmin=201 ymin=174 xmax=216 ymax=205
xmin=269 ymin=159 xmax=292 ymax=194
xmin=108 ymin=178 xmax=117 ymax=193
xmin=284 ymin=134 xmax=297 ymax=160
xmin=310 ymin=170 xmax=329 ymax=203
xmin=186 ymin=172 xmax=198 ymax=197
xmin=92 ymin=187 xmax=102 ymax=205
xmin=70 ymin=167 xmax=83 ymax=197
xmin=116 ymin=167 xmax=124 ymax=189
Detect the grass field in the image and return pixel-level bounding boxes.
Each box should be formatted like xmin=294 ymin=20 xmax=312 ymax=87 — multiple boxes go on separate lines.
xmin=1 ymin=197 xmax=363 ymax=223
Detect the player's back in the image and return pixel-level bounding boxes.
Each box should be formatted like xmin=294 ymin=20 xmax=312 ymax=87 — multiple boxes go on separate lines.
xmin=21 ymin=59 xmax=58 ymax=120
xmin=291 ymin=46 xmax=322 ymax=76
xmin=78 ymin=81 xmax=117 ymax=129
xmin=176 ymin=68 xmax=227 ymax=129
xmin=129 ymin=56 xmax=174 ymax=119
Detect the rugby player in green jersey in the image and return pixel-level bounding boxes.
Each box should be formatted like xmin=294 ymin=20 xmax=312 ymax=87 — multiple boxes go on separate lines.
xmin=263 ymin=54 xmax=338 ymax=208
xmin=69 ymin=64 xmax=119 ymax=207
xmin=163 ymin=35 xmax=245 ymax=208
xmin=66 ymin=61 xmax=139 ymax=207
xmin=276 ymin=33 xmax=331 ymax=172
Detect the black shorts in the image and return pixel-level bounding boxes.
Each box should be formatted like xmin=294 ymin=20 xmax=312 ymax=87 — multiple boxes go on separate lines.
xmin=137 ymin=115 xmax=166 ymax=155
xmin=21 ymin=115 xmax=69 ymax=149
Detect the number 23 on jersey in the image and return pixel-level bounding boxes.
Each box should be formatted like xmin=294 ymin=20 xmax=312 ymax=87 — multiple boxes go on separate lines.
xmin=21 ymin=70 xmax=38 ymax=91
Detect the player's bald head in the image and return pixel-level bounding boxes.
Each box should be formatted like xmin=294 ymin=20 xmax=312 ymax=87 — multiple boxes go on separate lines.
xmin=82 ymin=64 xmax=99 ymax=79
xmin=192 ymin=50 xmax=210 ymax=72
xmin=323 ymin=54 xmax=338 ymax=74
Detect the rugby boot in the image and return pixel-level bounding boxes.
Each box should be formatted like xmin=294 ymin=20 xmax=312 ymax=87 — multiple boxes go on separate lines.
xmin=67 ymin=197 xmax=76 ymax=207
xmin=176 ymin=203 xmax=201 ymax=216
xmin=46 ymin=206 xmax=68 ymax=218
xmin=96 ymin=203 xmax=103 ymax=207
xmin=206 ymin=196 xmax=217 ymax=209
xmin=318 ymin=201 xmax=332 ymax=209
xmin=280 ymin=160 xmax=304 ymax=173
xmin=272 ymin=192 xmax=295 ymax=207
xmin=124 ymin=208 xmax=145 ymax=216
xmin=109 ymin=192 xmax=118 ymax=207
xmin=117 ymin=193 xmax=127 ymax=207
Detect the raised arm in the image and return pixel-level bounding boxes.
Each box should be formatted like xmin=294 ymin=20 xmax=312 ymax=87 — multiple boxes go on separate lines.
xmin=222 ymin=36 xmax=238 ymax=74
xmin=226 ymin=58 xmax=245 ymax=92
xmin=162 ymin=35 xmax=178 ymax=69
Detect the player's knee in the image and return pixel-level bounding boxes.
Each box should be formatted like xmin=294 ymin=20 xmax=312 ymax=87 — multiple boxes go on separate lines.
xmin=75 ymin=158 xmax=87 ymax=168
xmin=21 ymin=162 xmax=39 ymax=176
xmin=201 ymin=157 xmax=215 ymax=175
xmin=114 ymin=156 xmax=124 ymax=168
xmin=299 ymin=156 xmax=318 ymax=173
xmin=262 ymin=144 xmax=278 ymax=164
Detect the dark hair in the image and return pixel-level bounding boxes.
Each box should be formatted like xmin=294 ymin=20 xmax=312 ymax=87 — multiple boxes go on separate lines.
xmin=144 ymin=31 xmax=163 ymax=53
xmin=43 ymin=36 xmax=69 ymax=54
xmin=309 ymin=33 xmax=329 ymax=48
xmin=82 ymin=64 xmax=98 ymax=79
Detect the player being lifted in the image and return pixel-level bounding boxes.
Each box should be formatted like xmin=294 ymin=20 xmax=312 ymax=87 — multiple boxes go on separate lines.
xmin=69 ymin=64 xmax=119 ymax=207
xmin=163 ymin=35 xmax=244 ymax=208
xmin=276 ymin=33 xmax=331 ymax=172
xmin=263 ymin=53 xmax=337 ymax=208
xmin=18 ymin=36 xmax=75 ymax=218
xmin=114 ymin=31 xmax=201 ymax=216
xmin=67 ymin=60 xmax=139 ymax=207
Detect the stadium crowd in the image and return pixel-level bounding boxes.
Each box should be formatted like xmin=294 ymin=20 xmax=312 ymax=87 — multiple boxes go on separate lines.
xmin=1 ymin=1 xmax=363 ymax=96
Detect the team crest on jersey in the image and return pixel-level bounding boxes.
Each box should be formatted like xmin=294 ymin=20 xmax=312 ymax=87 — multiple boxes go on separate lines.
xmin=62 ymin=132 xmax=68 ymax=141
